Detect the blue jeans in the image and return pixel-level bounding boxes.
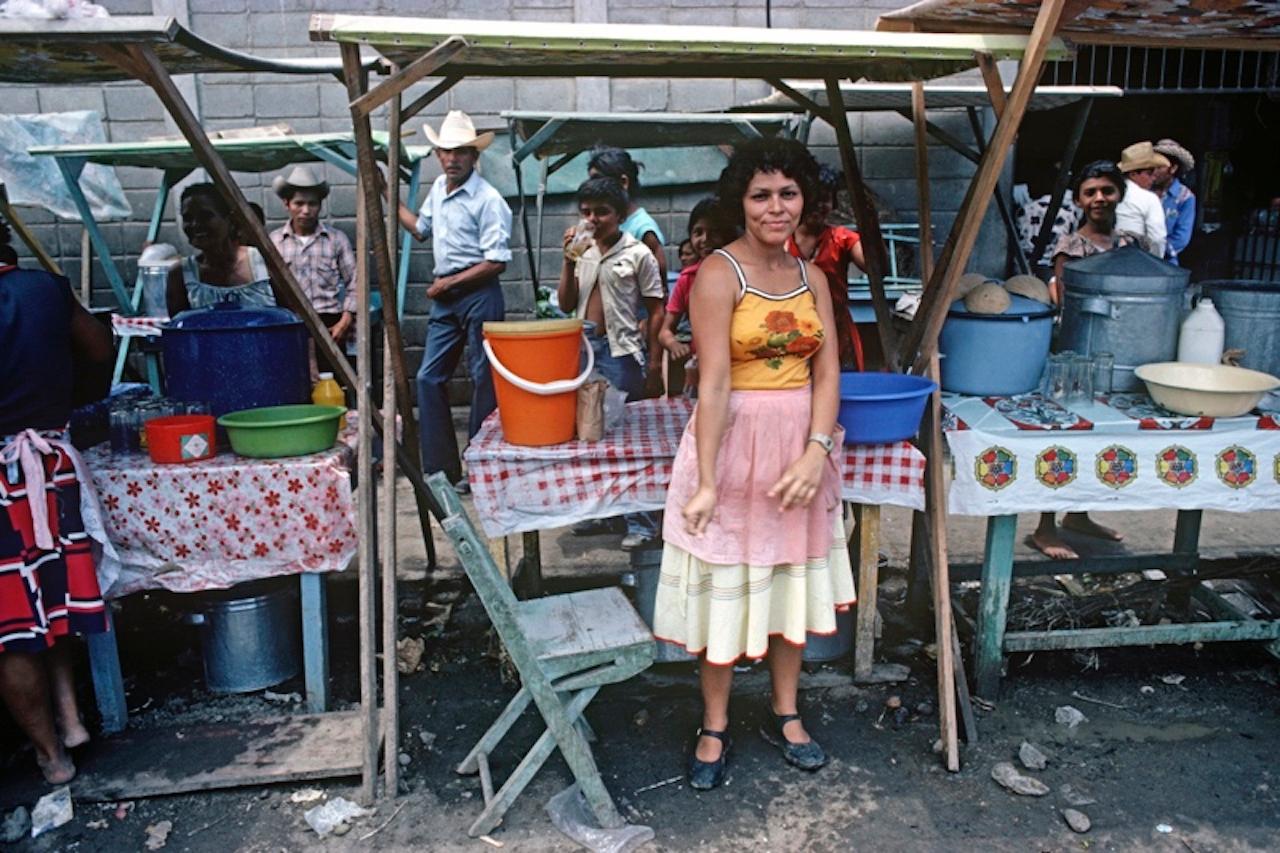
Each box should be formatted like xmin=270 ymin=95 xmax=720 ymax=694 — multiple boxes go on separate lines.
xmin=416 ymin=280 xmax=504 ymax=483
xmin=582 ymin=323 xmax=658 ymax=540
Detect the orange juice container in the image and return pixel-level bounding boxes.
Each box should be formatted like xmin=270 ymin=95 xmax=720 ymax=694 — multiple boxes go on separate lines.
xmin=312 ymin=372 xmax=346 ymax=408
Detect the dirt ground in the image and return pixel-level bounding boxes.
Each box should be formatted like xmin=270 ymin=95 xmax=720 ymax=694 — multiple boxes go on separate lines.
xmin=3 ymin=476 xmax=1280 ymax=852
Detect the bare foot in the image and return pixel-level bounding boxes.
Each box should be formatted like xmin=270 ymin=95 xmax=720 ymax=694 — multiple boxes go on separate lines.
xmin=1028 ymin=530 xmax=1078 ymax=561
xmin=60 ymin=720 xmax=90 ymax=749
xmin=36 ymin=748 xmax=76 ymax=785
xmin=1061 ymin=513 xmax=1124 ymax=542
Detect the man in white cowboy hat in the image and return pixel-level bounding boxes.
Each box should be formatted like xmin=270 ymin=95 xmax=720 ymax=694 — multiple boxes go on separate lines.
xmin=1152 ymin=138 xmax=1197 ymax=265
xmin=269 ymin=165 xmax=357 ymax=369
xmin=392 ymin=110 xmax=512 ymax=488
xmin=1114 ymin=141 xmax=1168 ymax=259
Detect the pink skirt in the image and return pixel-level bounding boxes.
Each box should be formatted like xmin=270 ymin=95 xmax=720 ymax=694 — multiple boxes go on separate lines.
xmin=661 ymin=387 xmax=843 ymax=567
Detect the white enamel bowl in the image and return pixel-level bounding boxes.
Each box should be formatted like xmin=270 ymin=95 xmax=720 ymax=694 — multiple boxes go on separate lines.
xmin=1134 ymin=362 xmax=1280 ymax=418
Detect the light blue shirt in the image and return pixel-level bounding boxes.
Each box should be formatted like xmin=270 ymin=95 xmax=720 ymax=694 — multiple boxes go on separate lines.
xmin=621 ymin=207 xmax=665 ymax=246
xmin=415 ymin=170 xmax=513 ymax=277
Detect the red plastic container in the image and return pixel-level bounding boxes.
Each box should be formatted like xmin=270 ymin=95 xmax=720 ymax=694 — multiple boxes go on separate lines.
xmin=145 ymin=415 xmax=217 ymax=464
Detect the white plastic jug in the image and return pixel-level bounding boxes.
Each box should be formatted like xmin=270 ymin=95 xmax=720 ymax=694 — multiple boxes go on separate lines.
xmin=1177 ymin=298 xmax=1226 ymax=365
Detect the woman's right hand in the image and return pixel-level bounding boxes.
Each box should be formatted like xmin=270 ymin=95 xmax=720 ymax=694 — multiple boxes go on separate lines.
xmin=682 ymin=484 xmax=717 ymax=536
xmin=666 ymin=339 xmax=691 ymax=360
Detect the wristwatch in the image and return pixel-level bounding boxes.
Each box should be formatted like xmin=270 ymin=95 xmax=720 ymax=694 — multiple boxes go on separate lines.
xmin=807 ymin=432 xmax=836 ymax=455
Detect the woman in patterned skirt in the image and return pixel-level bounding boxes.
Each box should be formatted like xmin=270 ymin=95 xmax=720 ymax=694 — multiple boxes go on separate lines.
xmin=0 ymin=218 xmax=113 ymax=783
xmin=654 ymin=139 xmax=854 ymax=790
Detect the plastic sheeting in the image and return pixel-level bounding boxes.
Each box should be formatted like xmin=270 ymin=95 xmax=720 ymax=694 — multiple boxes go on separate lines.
xmin=0 ymin=110 xmax=130 ymax=220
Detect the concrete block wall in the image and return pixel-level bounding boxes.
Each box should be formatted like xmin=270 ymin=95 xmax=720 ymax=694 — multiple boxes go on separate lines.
xmin=2 ymin=0 xmax=1010 ymax=383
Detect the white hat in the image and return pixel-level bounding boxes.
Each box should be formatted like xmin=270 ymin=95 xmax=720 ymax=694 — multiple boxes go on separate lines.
xmin=271 ymin=165 xmax=330 ymax=199
xmin=423 ymin=110 xmax=494 ymax=151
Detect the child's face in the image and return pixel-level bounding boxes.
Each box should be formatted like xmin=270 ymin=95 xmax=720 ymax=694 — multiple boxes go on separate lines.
xmin=689 ymin=217 xmax=713 ymax=258
xmin=678 ymin=240 xmax=697 ymax=267
xmin=579 ymin=199 xmax=621 ymax=241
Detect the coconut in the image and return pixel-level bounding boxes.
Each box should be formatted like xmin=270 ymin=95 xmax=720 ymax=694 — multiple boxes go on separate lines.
xmin=1004 ymin=274 xmax=1052 ymax=305
xmin=964 ymin=282 xmax=1012 ymax=315
xmin=955 ymin=272 xmax=990 ymax=299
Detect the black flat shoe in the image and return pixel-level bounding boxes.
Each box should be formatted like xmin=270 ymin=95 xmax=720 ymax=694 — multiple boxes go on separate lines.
xmin=687 ymin=728 xmax=731 ymax=791
xmin=759 ymin=709 xmax=827 ymax=771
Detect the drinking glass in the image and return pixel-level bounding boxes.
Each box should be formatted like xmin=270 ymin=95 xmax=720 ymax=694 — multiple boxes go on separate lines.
xmin=1091 ymin=352 xmax=1115 ymax=395
xmin=109 ymin=408 xmax=137 ymax=453
xmin=1042 ymin=353 xmax=1072 ymax=402
xmin=1068 ymin=354 xmax=1093 ymax=404
xmin=184 ymin=401 xmax=212 ymax=416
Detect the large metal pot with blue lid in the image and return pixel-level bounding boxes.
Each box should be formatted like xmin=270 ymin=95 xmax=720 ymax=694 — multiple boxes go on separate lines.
xmin=162 ymin=301 xmax=309 ymax=418
xmin=1060 ymin=246 xmax=1190 ymax=391
xmin=938 ymin=293 xmax=1055 ymax=396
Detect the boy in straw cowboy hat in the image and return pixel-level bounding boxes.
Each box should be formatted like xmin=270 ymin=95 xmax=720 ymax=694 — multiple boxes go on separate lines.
xmin=1152 ymin=138 xmax=1197 ymax=265
xmin=269 ymin=166 xmax=357 ymax=372
xmin=1114 ymin=141 xmax=1168 ymax=259
xmin=392 ymin=110 xmax=512 ymax=489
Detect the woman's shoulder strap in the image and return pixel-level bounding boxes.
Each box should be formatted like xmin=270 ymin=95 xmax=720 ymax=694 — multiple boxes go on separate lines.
xmin=712 ymin=248 xmax=748 ymax=299
xmin=794 ymin=255 xmax=811 ymax=290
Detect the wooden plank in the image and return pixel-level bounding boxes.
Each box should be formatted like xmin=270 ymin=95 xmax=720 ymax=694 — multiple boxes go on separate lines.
xmin=349 ymin=36 xmax=467 ymax=117
xmin=974 ymin=514 xmax=1017 ymax=699
xmin=950 ymin=623 xmax=978 ymax=744
xmin=79 ymin=229 xmax=91 ymax=304
xmin=921 ymin=357 xmax=958 ymax=770
xmin=825 ymin=77 xmax=900 ymax=371
xmin=852 ymin=503 xmax=881 ymax=682
xmin=974 ymin=52 xmax=1007 ymax=119
xmin=300 ymin=572 xmax=330 ymax=714
xmin=901 ymin=0 xmax=1070 ymax=374
xmin=766 ymin=77 xmax=827 ymax=118
xmin=1030 ymin=98 xmax=1091 ymax=270
xmin=910 ymin=82 xmax=933 ymax=284
xmin=1193 ymin=582 xmax=1280 ymax=661
xmin=67 ymin=712 xmax=363 ymax=801
xmin=86 ymin=609 xmax=127 ymax=735
xmin=951 ymin=551 xmax=1199 ymax=583
xmin=341 ymin=43 xmax=438 ymax=554
xmin=402 ymin=73 xmax=461 ymax=123
xmin=1004 ymin=619 xmax=1280 ymax=652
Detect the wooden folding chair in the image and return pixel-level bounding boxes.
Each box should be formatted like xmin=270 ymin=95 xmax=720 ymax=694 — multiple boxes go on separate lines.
xmin=427 ymin=475 xmax=655 ymax=837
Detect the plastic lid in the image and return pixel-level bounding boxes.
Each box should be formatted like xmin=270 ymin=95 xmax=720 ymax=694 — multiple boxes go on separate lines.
xmin=166 ymin=301 xmax=303 ymax=331
xmin=946 ymin=293 xmax=1055 ymax=320
xmin=318 ymin=372 xmax=334 ymax=380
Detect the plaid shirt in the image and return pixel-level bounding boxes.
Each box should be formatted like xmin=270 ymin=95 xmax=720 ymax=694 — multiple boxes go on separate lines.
xmin=269 ymin=221 xmax=357 ymax=314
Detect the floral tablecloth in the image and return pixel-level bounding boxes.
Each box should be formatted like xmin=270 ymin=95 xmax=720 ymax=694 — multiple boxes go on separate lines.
xmin=944 ymin=391 xmax=1280 ymax=516
xmin=83 ymin=444 xmax=357 ymax=598
xmin=464 ymin=397 xmax=926 ymax=538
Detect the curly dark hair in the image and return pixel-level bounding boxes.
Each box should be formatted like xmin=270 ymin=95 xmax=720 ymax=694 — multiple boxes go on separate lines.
xmin=576 ymin=176 xmax=629 ymax=215
xmin=716 ymin=138 xmax=820 ymax=228
xmin=1073 ymin=160 xmax=1126 ymax=199
xmin=587 ymin=146 xmax=642 ymax=190
xmin=0 ymin=216 xmax=16 ymax=265
xmin=179 ymin=182 xmax=232 ymax=217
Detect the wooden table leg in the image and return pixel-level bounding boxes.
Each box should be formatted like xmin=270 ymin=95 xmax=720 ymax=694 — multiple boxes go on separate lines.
xmin=852 ymin=503 xmax=881 ymax=682
xmin=87 ymin=607 xmax=128 ymax=734
xmin=301 ymin=572 xmax=330 ymax=713
xmin=1170 ymin=509 xmax=1204 ymax=613
xmin=515 ymin=531 xmax=543 ymax=599
xmin=974 ymin=514 xmax=1017 ymax=700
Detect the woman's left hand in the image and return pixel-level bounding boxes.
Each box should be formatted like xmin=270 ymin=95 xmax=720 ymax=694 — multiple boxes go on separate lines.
xmin=767 ymin=446 xmax=827 ymax=511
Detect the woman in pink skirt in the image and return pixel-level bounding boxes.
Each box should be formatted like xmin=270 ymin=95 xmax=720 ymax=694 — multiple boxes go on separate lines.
xmin=654 ymin=139 xmax=854 ymax=790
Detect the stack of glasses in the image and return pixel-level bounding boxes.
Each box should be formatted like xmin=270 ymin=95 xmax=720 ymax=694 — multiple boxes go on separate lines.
xmin=1042 ymin=351 xmax=1114 ymax=405
xmin=108 ymin=398 xmax=211 ymax=453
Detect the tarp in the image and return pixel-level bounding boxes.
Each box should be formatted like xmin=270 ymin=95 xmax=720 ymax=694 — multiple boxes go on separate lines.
xmin=0 ymin=110 xmax=129 ymax=220
xmin=309 ymin=15 xmax=1069 ymax=83
xmin=878 ymin=0 xmax=1280 ymax=51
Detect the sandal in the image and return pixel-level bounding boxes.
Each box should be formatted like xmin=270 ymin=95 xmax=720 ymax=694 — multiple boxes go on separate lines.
xmin=759 ymin=707 xmax=827 ymax=771
xmin=687 ymin=728 xmax=731 ymax=791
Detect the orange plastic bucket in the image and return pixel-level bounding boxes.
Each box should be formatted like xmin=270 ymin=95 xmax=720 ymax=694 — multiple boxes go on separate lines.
xmin=482 ymin=319 xmax=593 ymax=446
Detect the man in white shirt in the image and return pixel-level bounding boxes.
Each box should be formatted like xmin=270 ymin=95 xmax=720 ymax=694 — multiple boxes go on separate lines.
xmin=1114 ymin=141 xmax=1168 ymax=258
xmin=393 ymin=111 xmax=512 ymax=488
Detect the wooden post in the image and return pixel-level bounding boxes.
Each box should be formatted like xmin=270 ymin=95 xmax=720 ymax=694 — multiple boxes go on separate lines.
xmin=80 ymin=229 xmax=91 ymax=305
xmin=1030 ymin=99 xmax=1093 ymax=272
xmin=910 ymin=82 xmax=933 ymax=285
xmin=852 ymin=503 xmax=881 ymax=682
xmin=898 ymin=0 xmax=1070 ymax=373
xmin=340 ymin=43 xmax=438 ymax=554
xmin=974 ymin=514 xmax=1017 ymax=699
xmin=922 ymin=355 xmax=959 ymax=771
xmin=824 ymin=77 xmax=900 ymax=371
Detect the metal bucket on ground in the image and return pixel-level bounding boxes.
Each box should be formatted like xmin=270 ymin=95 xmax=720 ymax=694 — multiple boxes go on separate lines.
xmin=1199 ymin=280 xmax=1280 ymax=378
xmin=189 ymin=578 xmax=301 ymax=693
xmin=1059 ymin=247 xmax=1190 ymax=391
xmin=801 ymin=607 xmax=855 ymax=663
xmin=627 ymin=548 xmax=696 ymax=664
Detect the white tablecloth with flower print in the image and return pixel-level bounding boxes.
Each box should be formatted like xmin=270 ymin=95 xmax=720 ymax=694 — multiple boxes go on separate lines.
xmin=944 ymin=391 xmax=1280 ymax=516
xmin=83 ymin=444 xmax=357 ymax=598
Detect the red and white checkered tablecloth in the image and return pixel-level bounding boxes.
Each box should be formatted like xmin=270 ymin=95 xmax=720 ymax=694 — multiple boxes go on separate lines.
xmin=111 ymin=314 xmax=167 ymax=338
xmin=464 ymin=398 xmax=925 ymax=538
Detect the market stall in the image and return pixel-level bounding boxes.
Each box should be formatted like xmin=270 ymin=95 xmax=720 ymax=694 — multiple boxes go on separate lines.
xmin=0 ymin=16 xmax=392 ymax=798
xmin=311 ymin=9 xmax=1075 ymax=775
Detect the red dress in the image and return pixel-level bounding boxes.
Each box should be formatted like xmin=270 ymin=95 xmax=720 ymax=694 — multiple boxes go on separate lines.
xmin=786 ymin=226 xmax=864 ymax=370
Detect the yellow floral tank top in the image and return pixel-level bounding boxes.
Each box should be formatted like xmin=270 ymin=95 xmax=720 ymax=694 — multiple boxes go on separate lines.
xmin=716 ymin=249 xmax=826 ymax=390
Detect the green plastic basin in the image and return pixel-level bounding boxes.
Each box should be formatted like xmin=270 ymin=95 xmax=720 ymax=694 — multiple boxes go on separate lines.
xmin=217 ymin=404 xmax=346 ymax=458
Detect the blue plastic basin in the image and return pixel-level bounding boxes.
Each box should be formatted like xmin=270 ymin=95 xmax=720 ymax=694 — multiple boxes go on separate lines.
xmin=837 ymin=372 xmax=937 ymax=445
